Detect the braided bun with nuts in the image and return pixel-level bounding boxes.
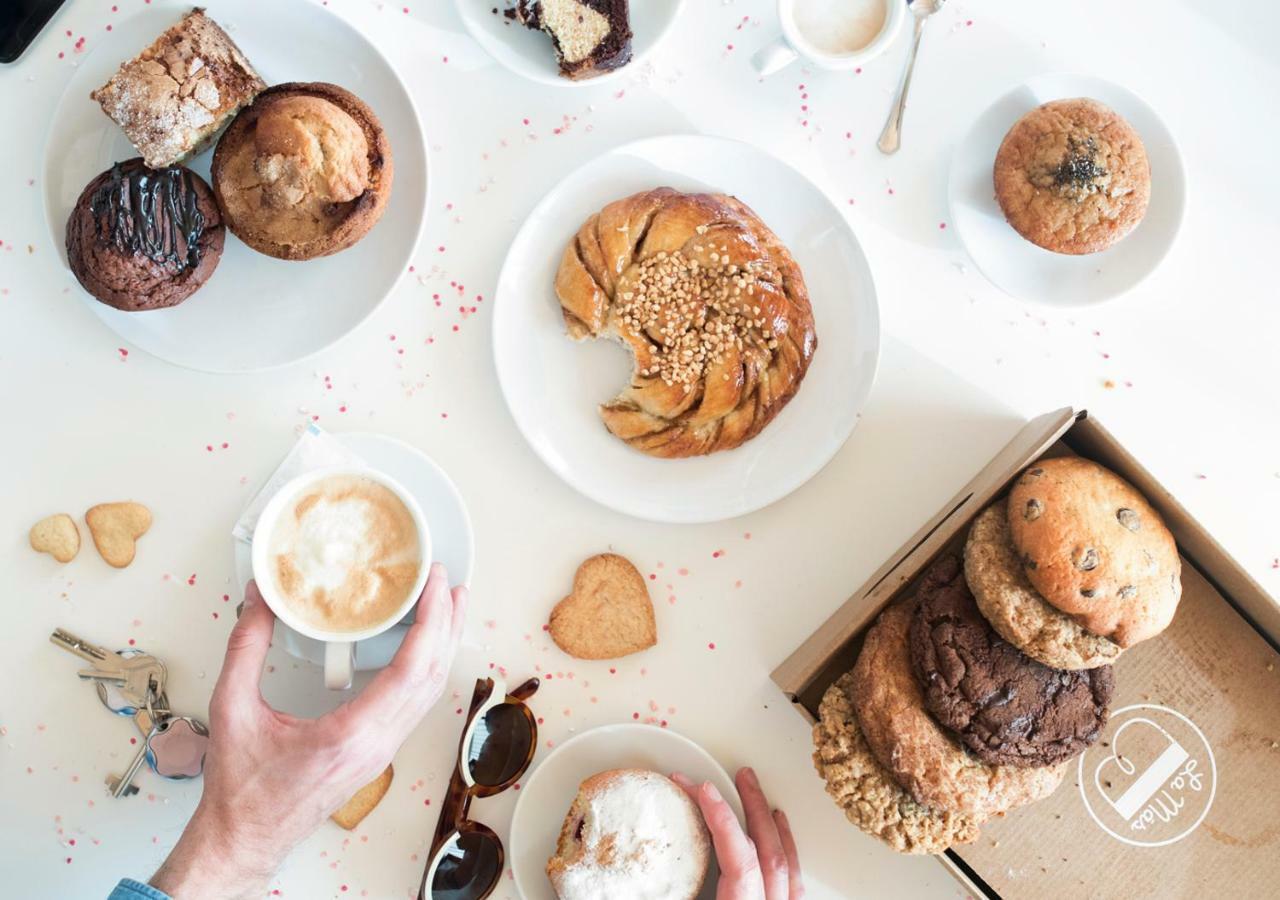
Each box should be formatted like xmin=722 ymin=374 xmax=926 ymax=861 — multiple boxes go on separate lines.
xmin=555 ymin=188 xmax=817 ymax=458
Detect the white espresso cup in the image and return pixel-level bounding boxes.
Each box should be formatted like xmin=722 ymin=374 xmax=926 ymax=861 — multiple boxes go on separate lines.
xmin=752 ymin=0 xmax=905 ymax=78
xmin=251 ymin=466 xmax=432 ymax=690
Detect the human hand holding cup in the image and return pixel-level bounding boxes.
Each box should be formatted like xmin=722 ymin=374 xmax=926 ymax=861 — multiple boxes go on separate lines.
xmin=250 ymin=466 xmax=432 ymax=690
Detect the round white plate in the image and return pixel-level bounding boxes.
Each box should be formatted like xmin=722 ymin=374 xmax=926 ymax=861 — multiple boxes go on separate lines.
xmin=948 ymin=73 xmax=1186 ymax=307
xmin=43 ymin=0 xmax=428 ymax=372
xmin=233 ymin=432 xmax=474 ymax=671
xmin=492 ymin=134 xmax=881 ymax=523
xmin=454 ymin=0 xmax=684 ymax=87
xmin=509 ymin=724 xmax=742 ymax=900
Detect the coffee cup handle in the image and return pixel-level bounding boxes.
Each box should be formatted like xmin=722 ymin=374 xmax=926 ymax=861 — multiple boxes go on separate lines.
xmin=751 ymin=35 xmax=798 ymax=78
xmin=325 ymin=640 xmax=355 ymax=691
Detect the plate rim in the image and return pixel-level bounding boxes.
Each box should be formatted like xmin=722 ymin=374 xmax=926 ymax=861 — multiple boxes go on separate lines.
xmin=40 ymin=0 xmax=432 ymax=374
xmin=491 ymin=132 xmax=881 ymax=524
xmin=452 ymin=0 xmax=687 ymax=89
xmin=946 ymin=71 xmax=1187 ymax=308
xmin=230 ymin=429 xmax=475 ymax=670
xmin=507 ymin=721 xmax=740 ymax=900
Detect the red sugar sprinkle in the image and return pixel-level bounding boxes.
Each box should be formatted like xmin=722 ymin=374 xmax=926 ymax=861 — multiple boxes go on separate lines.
xmin=632 ymin=712 xmax=640 ymax=720
xmin=708 ymin=642 xmax=717 ymax=650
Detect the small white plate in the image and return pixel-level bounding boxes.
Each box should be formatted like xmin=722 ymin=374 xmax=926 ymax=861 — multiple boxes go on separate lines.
xmin=948 ymin=73 xmax=1186 ymax=307
xmin=509 ymin=724 xmax=742 ymax=900
xmin=492 ymin=134 xmax=881 ymax=523
xmin=454 ymin=0 xmax=684 ymax=87
xmin=43 ymin=0 xmax=428 ymax=372
xmin=233 ymin=432 xmax=474 ymax=671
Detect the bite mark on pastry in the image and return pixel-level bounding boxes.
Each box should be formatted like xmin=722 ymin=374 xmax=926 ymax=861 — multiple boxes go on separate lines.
xmin=554 ymin=188 xmax=817 ymax=459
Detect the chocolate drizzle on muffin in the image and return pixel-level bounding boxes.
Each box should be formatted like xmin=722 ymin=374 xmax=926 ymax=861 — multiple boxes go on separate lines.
xmin=89 ymin=160 xmax=209 ymax=272
xmin=66 ymin=158 xmax=225 ymax=312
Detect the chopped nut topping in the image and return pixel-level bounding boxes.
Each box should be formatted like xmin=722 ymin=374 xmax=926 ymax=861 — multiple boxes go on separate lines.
xmin=615 ymin=247 xmax=779 ymax=388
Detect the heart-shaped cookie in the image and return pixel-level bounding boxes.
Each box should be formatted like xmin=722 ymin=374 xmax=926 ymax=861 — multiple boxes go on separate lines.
xmin=549 ymin=553 xmax=657 ymax=660
xmin=85 ymin=502 xmax=152 ymax=568
xmin=29 ymin=513 xmax=80 ymax=563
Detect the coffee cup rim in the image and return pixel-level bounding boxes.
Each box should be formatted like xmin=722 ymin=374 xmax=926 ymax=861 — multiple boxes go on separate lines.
xmin=249 ymin=464 xmax=433 ymax=645
xmin=778 ymin=0 xmax=905 ymax=70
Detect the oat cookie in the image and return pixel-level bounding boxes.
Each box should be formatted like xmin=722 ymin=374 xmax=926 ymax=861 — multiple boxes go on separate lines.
xmin=29 ymin=514 xmax=80 ymax=563
xmin=994 ymin=98 xmax=1150 ymax=254
xmin=813 ymin=673 xmax=982 ymax=854
xmin=1007 ymin=457 xmax=1181 ymax=648
xmin=549 ymin=553 xmax=657 ymax=660
xmin=965 ymin=504 xmax=1122 ymax=670
xmin=909 ymin=554 xmax=1114 ymax=768
xmin=85 ymin=502 xmax=152 ymax=569
xmin=852 ymin=594 xmax=1066 ymax=818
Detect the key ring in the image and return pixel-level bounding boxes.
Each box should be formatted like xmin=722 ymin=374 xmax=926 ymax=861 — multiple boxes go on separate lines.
xmin=94 ymin=647 xmax=149 ymax=716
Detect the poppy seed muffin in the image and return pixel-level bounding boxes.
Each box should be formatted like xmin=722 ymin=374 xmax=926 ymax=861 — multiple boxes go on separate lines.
xmin=66 ymin=158 xmax=225 ymax=311
xmin=212 ymin=82 xmax=393 ymax=260
xmin=993 ymin=98 xmax=1150 ymax=255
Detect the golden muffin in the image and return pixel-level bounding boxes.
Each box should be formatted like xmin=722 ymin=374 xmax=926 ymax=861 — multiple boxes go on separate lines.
xmin=212 ymin=82 xmax=393 ymax=260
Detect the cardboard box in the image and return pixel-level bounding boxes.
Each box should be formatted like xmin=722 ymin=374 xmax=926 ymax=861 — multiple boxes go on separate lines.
xmin=773 ymin=408 xmax=1280 ymax=898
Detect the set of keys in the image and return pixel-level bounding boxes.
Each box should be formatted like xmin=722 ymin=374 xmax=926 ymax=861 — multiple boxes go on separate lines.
xmin=51 ymin=628 xmax=210 ymax=798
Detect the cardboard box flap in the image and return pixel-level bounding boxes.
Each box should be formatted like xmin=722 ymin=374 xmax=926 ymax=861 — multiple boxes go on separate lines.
xmin=772 ymin=406 xmax=1078 ymax=708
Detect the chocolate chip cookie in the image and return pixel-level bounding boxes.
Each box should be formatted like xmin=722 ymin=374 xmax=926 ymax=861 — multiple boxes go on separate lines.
xmin=965 ymin=504 xmax=1122 ymax=670
xmin=994 ymin=98 xmax=1150 ymax=255
xmin=908 ymin=554 xmax=1114 ymax=767
xmin=852 ymin=591 xmax=1066 ymax=818
xmin=1008 ymin=457 xmax=1181 ymax=648
xmin=813 ymin=672 xmax=982 ymax=854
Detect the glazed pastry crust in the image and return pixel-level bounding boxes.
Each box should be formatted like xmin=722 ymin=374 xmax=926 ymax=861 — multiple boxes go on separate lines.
xmin=555 ymin=188 xmax=817 ymax=458
xmin=994 ymin=98 xmax=1150 ymax=255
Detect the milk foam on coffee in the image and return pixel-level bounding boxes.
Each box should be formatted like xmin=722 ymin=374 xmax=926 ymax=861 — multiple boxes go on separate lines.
xmin=793 ymin=0 xmax=887 ymax=56
xmin=268 ymin=474 xmax=421 ymax=633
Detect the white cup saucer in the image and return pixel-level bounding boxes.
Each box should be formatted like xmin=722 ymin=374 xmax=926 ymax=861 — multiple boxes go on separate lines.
xmin=233 ymin=432 xmax=474 ymax=671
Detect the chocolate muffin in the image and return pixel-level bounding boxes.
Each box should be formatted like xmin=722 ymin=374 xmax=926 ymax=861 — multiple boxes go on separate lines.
xmin=212 ymin=82 xmax=393 ymax=261
xmin=66 ymin=158 xmax=225 ymax=312
xmin=908 ymin=554 xmax=1114 ymax=768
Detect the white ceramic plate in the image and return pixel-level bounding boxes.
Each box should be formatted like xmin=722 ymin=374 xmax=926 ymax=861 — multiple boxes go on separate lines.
xmin=509 ymin=724 xmax=742 ymax=900
xmin=454 ymin=0 xmax=684 ymax=87
xmin=233 ymin=432 xmax=474 ymax=671
xmin=492 ymin=134 xmax=880 ymax=523
xmin=948 ymin=73 xmax=1186 ymax=307
xmin=43 ymin=0 xmax=428 ymax=372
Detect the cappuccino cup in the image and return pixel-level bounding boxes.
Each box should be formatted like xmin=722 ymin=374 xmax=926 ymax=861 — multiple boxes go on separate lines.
xmin=752 ymin=0 xmax=904 ymax=77
xmin=252 ymin=466 xmax=431 ymax=690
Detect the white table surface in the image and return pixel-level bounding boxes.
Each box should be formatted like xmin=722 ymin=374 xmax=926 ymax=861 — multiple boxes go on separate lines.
xmin=2 ymin=1 xmax=1278 ymax=897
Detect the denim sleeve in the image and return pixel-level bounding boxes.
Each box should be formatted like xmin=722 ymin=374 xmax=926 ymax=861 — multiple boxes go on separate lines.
xmin=108 ymin=879 xmax=171 ymax=900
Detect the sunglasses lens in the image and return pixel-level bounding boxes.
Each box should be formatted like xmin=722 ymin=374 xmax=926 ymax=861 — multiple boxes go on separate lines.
xmin=430 ymin=831 xmax=502 ymax=900
xmin=465 ymin=701 xmax=533 ymax=787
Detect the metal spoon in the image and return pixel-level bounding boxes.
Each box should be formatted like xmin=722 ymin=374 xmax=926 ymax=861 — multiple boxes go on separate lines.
xmin=877 ymin=0 xmax=947 ymax=155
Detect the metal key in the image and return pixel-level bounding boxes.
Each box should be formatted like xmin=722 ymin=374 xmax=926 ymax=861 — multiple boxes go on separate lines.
xmin=107 ymin=740 xmax=150 ymax=798
xmin=51 ymin=628 xmax=168 ymax=709
xmin=80 ymin=655 xmax=167 ymax=711
xmin=50 ymin=628 xmax=114 ymax=666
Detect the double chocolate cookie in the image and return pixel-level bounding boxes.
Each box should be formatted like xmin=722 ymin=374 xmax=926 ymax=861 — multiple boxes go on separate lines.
xmin=852 ymin=592 xmax=1066 ymax=819
xmin=66 ymin=158 xmax=225 ymax=311
xmin=909 ymin=554 xmax=1114 ymax=767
